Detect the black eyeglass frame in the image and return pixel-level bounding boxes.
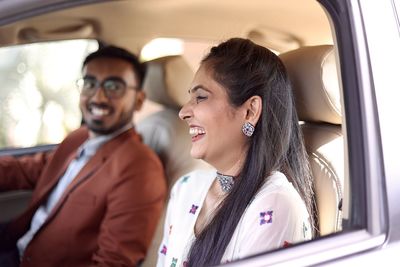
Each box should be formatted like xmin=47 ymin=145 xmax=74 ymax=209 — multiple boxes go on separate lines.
xmin=76 ymin=76 xmax=139 ymax=99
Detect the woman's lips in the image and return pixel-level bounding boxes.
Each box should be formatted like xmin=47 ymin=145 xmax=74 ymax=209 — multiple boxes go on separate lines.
xmin=189 ymin=126 xmax=205 ymax=142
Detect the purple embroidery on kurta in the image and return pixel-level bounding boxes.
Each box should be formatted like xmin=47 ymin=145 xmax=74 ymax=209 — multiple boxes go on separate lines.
xmin=260 ymin=210 xmax=273 ymax=225
xmin=189 ymin=204 xmax=199 ymax=214
xmin=160 ymin=245 xmax=167 ymax=255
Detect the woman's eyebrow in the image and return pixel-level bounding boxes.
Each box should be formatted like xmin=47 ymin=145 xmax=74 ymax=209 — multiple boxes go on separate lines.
xmin=188 ymin=85 xmax=210 ymax=94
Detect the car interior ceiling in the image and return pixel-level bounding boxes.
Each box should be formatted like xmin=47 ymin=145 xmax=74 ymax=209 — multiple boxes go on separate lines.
xmin=0 ymin=0 xmax=333 ymax=54
xmin=0 ymin=0 xmax=345 ymax=265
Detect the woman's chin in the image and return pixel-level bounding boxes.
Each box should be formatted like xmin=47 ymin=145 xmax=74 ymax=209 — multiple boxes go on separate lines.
xmin=190 ymin=150 xmax=204 ymax=160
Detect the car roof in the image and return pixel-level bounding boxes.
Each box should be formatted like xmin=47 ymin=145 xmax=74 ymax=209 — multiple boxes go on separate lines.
xmin=0 ymin=0 xmax=333 ymax=54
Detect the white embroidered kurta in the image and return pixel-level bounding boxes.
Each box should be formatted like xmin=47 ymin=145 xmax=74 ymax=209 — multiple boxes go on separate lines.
xmin=157 ymin=170 xmax=312 ymax=267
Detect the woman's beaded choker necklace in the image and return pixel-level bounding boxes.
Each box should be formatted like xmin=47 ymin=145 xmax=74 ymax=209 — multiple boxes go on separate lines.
xmin=216 ymin=172 xmax=235 ymax=193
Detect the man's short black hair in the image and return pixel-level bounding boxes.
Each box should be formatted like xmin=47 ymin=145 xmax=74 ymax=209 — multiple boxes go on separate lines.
xmin=83 ymin=45 xmax=146 ymax=89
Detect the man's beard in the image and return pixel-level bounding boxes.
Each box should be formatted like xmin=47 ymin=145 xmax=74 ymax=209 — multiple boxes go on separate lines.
xmin=84 ymin=110 xmax=134 ymax=135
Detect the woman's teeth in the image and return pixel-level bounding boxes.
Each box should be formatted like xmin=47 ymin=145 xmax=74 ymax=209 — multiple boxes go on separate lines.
xmin=189 ymin=127 xmax=205 ymax=137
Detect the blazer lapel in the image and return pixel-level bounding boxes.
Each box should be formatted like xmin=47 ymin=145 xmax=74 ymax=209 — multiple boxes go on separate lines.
xmin=31 ymin=129 xmax=89 ymax=209
xmin=12 ymin=128 xmax=88 ymax=236
xmin=43 ymin=129 xmax=137 ymax=222
xmin=36 ymin=152 xmax=77 ymax=203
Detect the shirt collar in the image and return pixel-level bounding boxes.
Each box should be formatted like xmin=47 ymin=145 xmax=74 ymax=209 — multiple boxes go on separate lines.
xmin=77 ymin=123 xmax=133 ymax=158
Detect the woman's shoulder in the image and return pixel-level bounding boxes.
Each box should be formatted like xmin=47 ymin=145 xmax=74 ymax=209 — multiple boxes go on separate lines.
xmin=250 ymin=171 xmax=308 ymax=213
xmin=230 ymin=172 xmax=312 ymax=258
xmin=258 ymin=171 xmax=297 ymax=193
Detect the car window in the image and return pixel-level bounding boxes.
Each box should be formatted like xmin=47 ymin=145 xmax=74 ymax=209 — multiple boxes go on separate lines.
xmin=0 ymin=39 xmax=98 ymax=149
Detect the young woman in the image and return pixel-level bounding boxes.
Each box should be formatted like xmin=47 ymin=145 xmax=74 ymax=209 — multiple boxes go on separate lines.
xmin=157 ymin=38 xmax=316 ymax=267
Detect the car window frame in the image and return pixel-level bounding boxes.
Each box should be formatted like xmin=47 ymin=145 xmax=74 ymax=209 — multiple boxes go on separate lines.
xmin=0 ymin=144 xmax=57 ymax=157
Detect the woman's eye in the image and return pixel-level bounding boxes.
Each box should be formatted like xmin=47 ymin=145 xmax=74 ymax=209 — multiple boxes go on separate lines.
xmin=196 ymin=95 xmax=208 ymax=103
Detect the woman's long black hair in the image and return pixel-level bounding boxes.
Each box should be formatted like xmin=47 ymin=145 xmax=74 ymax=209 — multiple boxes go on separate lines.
xmin=187 ymin=38 xmax=317 ymax=266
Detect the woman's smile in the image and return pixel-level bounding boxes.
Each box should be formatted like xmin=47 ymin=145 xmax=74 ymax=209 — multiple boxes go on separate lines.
xmin=189 ymin=126 xmax=206 ymax=142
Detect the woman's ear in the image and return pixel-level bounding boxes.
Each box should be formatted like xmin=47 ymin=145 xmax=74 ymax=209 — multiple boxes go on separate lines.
xmin=244 ymin=95 xmax=262 ymax=125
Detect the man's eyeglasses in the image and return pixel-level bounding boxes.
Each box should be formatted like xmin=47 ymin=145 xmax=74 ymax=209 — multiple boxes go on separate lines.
xmin=76 ymin=76 xmax=138 ymax=99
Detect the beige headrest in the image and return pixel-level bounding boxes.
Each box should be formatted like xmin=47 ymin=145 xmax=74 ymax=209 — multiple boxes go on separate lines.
xmin=280 ymin=45 xmax=341 ymax=124
xmin=143 ymin=55 xmax=194 ymax=109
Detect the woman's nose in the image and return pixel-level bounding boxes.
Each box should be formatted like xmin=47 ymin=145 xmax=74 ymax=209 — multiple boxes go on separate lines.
xmin=179 ymin=102 xmax=192 ymax=121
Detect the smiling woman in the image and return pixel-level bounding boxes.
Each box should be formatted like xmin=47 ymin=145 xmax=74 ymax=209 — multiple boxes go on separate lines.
xmin=157 ymin=38 xmax=316 ymax=267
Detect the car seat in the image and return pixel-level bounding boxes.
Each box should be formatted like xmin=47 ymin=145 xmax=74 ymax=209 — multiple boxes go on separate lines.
xmin=280 ymin=45 xmax=344 ymax=236
xmin=137 ymin=55 xmax=210 ymax=186
xmin=136 ymin=55 xmax=211 ymax=266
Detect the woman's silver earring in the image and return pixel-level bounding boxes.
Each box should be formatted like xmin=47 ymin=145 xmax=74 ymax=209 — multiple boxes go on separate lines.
xmin=242 ymin=122 xmax=255 ymax=137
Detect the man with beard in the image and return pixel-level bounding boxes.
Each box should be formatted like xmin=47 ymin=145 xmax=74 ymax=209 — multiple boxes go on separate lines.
xmin=0 ymin=46 xmax=167 ymax=267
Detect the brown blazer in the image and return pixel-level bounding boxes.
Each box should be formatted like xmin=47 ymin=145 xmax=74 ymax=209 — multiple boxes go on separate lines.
xmin=0 ymin=126 xmax=167 ymax=267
